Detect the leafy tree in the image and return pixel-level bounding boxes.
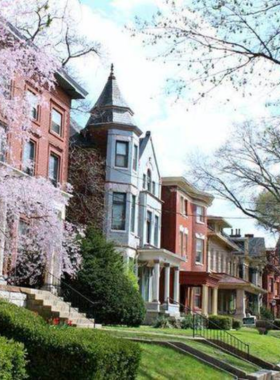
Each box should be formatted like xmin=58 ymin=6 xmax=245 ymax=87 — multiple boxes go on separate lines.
xmin=73 ymin=228 xmax=146 ymax=326
xmin=135 ymin=0 xmax=280 ymax=102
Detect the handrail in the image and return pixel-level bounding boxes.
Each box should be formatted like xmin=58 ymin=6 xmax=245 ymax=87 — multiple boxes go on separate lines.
xmin=168 ymin=297 xmax=250 ymax=360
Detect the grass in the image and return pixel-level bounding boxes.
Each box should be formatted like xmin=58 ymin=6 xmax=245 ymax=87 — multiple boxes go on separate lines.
xmin=138 ymin=343 xmax=234 ymax=380
xmin=104 ymin=326 xmax=280 ymax=365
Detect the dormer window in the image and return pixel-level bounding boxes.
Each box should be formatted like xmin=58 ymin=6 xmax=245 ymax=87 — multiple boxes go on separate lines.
xmin=147 ymin=169 xmax=152 ymax=192
xmin=115 ymin=141 xmax=128 ymax=168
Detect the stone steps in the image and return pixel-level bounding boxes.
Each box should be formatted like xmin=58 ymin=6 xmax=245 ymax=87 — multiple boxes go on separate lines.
xmin=21 ymin=288 xmax=96 ymax=329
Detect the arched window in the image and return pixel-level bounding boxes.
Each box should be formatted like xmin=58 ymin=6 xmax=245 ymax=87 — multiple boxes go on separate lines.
xmin=147 ymin=169 xmax=152 ymax=192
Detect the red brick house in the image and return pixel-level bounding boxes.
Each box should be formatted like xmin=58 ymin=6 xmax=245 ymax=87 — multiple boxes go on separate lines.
xmin=161 ymin=176 xmax=219 ymax=315
xmin=263 ymin=248 xmax=280 ymax=318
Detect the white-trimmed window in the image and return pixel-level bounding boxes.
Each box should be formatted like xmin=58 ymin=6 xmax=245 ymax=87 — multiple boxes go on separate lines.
xmin=51 ymin=108 xmax=63 ymax=135
xmin=146 ymin=211 xmax=152 ymax=244
xmin=179 ymin=231 xmax=184 ymax=255
xmin=49 ymin=153 xmax=60 ymax=186
xmin=154 ymin=215 xmax=159 ymax=247
xmin=147 ymin=169 xmax=152 ymax=192
xmin=152 ymin=181 xmax=156 ymax=195
xmin=112 ymin=192 xmax=126 ymax=230
xmin=195 ymin=238 xmax=204 ymax=264
xmin=196 ymin=205 xmax=204 ymax=223
xmin=27 ymin=90 xmax=39 ymax=121
xmin=143 ymin=174 xmax=146 ymax=189
xmin=133 ymin=144 xmax=138 ymax=171
xmin=180 ymin=196 xmax=185 ymax=214
xmin=23 ymin=140 xmax=36 ymax=175
xmin=131 ymin=195 xmax=136 ymax=233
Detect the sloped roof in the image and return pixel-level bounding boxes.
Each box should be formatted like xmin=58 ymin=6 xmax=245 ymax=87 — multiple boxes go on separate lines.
xmin=140 ymin=131 xmax=161 ymax=178
xmin=248 ymin=237 xmax=266 ymax=257
xmin=87 ymin=65 xmax=136 ymax=127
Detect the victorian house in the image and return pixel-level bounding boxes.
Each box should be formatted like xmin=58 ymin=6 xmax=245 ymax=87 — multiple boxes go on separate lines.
xmin=70 ymin=67 xmax=183 ymax=322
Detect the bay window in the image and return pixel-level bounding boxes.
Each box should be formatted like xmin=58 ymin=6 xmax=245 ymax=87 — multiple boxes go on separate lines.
xmin=112 ymin=192 xmax=126 ymax=230
xmin=115 ymin=141 xmax=128 ymax=168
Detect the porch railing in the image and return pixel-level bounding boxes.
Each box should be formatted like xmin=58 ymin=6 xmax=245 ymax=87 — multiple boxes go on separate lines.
xmin=168 ymin=298 xmax=250 ymax=360
xmin=44 ymin=271 xmax=100 ymax=321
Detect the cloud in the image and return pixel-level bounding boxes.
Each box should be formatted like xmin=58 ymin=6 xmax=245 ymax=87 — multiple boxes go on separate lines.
xmin=111 ymin=0 xmax=158 ymax=11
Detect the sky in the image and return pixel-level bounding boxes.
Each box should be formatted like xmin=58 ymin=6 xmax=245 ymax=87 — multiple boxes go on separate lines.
xmin=72 ymin=0 xmax=277 ymax=247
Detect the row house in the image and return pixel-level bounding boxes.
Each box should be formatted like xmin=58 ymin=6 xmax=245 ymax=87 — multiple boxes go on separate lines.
xmin=263 ymin=247 xmax=280 ymax=318
xmin=71 ymin=67 xmax=184 ymax=322
xmin=0 ymin=21 xmax=87 ymax=286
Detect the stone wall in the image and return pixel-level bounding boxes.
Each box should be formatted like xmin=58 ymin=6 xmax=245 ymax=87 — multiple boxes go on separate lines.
xmin=0 ymin=286 xmax=27 ymax=307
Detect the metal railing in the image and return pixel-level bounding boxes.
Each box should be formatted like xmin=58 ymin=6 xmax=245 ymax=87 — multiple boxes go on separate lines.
xmin=168 ymin=298 xmax=250 ymax=360
xmin=44 ymin=271 xmax=99 ymax=324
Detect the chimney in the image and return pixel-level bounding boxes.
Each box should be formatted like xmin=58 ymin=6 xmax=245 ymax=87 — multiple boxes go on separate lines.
xmin=245 ymin=234 xmax=254 ymax=238
xmin=230 ymin=228 xmax=241 ymax=238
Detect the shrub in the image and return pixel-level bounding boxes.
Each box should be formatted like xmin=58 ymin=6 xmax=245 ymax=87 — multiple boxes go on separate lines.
xmin=273 ymin=319 xmax=280 ymax=329
xmin=153 ymin=315 xmax=173 ymax=329
xmin=208 ymin=315 xmax=232 ymax=330
xmin=257 ymin=327 xmax=268 ymax=335
xmin=256 ymin=320 xmax=273 ymax=330
xmin=181 ymin=314 xmax=194 ymax=329
xmin=71 ymin=227 xmax=146 ymax=326
xmin=232 ymin=319 xmax=242 ymax=330
xmin=0 ymin=336 xmax=27 ymax=380
xmin=0 ymin=299 xmax=141 ymax=380
xmin=260 ymin=306 xmax=274 ymax=321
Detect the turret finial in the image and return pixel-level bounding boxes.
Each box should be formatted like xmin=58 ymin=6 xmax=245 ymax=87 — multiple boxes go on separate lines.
xmin=109 ymin=63 xmax=115 ymax=79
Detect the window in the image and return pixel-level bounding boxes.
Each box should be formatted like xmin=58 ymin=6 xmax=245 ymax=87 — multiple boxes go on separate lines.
xmin=23 ymin=140 xmax=35 ymax=175
xmin=147 ymin=169 xmax=152 ymax=192
xmin=194 ymin=287 xmax=202 ymax=308
xmin=184 ymin=234 xmax=188 ymax=256
xmin=146 ymin=211 xmax=152 ymax=244
xmin=270 ymin=278 xmax=274 ymax=293
xmin=210 ymin=250 xmax=214 ymax=271
xmin=112 ymin=192 xmax=126 ymax=230
xmin=184 ymin=200 xmax=188 ymax=216
xmin=115 ymin=141 xmax=128 ymax=168
xmin=0 ymin=124 xmax=6 ymax=162
xmin=133 ymin=145 xmax=138 ymax=171
xmin=180 ymin=196 xmax=185 ymax=214
xmin=27 ymin=90 xmax=39 ymax=120
xmin=0 ymin=77 xmax=11 ymax=98
xmin=49 ymin=153 xmax=60 ymax=186
xmin=131 ymin=195 xmax=136 ymax=233
xmin=51 ymin=108 xmax=63 ymax=135
xmin=179 ymin=231 xmax=184 ymax=255
xmin=152 ymin=181 xmax=156 ymax=195
xmin=196 ymin=205 xmax=204 ymax=223
xmin=195 ymin=238 xmax=204 ymax=263
xmin=154 ymin=215 xmax=159 ymax=247
xmin=143 ymin=174 xmax=146 ymax=189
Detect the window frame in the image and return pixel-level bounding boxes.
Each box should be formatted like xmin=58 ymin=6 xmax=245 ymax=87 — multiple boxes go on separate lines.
xmin=196 ymin=205 xmax=205 ymax=223
xmin=143 ymin=174 xmax=146 ymax=189
xmin=48 ymin=152 xmax=60 ymax=186
xmin=133 ymin=144 xmax=138 ymax=171
xmin=131 ymin=194 xmax=136 ymax=233
xmin=146 ymin=211 xmax=152 ymax=244
xmin=27 ymin=89 xmax=39 ymax=122
xmin=195 ymin=238 xmax=204 ymax=264
xmin=154 ymin=215 xmax=159 ymax=247
xmin=50 ymin=107 xmax=63 ymax=137
xmin=115 ymin=140 xmax=129 ymax=168
xmin=147 ymin=169 xmax=152 ymax=192
xmin=22 ymin=140 xmax=36 ymax=176
xmin=112 ymin=192 xmax=127 ymax=231
xmin=194 ymin=287 xmax=202 ymax=308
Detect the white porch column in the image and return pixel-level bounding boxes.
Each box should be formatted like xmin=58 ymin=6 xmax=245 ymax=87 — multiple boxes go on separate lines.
xmin=202 ymin=285 xmax=209 ymax=316
xmin=212 ymin=287 xmax=218 ymax=315
xmin=236 ymin=289 xmax=246 ymax=319
xmin=174 ymin=267 xmax=180 ymax=303
xmin=164 ymin=264 xmax=170 ymax=302
xmin=153 ymin=261 xmax=160 ymax=302
xmin=0 ymin=200 xmax=7 ymax=284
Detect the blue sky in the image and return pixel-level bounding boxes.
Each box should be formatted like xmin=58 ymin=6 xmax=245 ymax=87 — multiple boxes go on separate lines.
xmin=74 ymin=0 xmax=277 ymax=246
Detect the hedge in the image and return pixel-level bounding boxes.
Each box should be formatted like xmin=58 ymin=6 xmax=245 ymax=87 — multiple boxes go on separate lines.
xmin=0 ymin=336 xmax=27 ymax=380
xmin=232 ymin=319 xmax=242 ymax=330
xmin=208 ymin=315 xmax=232 ymax=330
xmin=0 ymin=300 xmax=141 ymax=380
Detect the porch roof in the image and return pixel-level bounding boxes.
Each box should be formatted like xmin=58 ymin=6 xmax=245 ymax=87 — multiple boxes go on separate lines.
xmin=216 ymin=274 xmax=267 ymax=294
xmin=180 ymin=271 xmax=220 ymax=287
xmin=138 ymin=248 xmax=185 ymax=267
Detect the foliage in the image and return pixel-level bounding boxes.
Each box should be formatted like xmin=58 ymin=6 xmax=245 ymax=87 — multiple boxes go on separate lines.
xmin=72 ymin=227 xmax=146 ymax=326
xmin=208 ymin=315 xmax=232 ymax=330
xmin=257 ymin=327 xmax=269 ymax=335
xmin=134 ymin=0 xmax=280 ymax=102
xmin=256 ymin=320 xmax=273 ymax=331
xmin=181 ymin=314 xmax=194 ymax=329
xmin=153 ymin=315 xmax=174 ymax=329
xmin=260 ymin=306 xmax=274 ymax=321
xmin=0 ymin=299 xmax=141 ymax=380
xmin=273 ymin=319 xmax=280 ymax=329
xmin=0 ymin=336 xmax=27 ymax=380
xmin=232 ymin=319 xmax=242 ymax=330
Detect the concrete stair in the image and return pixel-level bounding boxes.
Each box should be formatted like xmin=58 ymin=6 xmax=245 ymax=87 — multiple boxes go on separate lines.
xmin=21 ymin=288 xmax=96 ymax=328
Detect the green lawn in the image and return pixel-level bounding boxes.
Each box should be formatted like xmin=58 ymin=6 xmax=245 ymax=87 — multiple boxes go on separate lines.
xmin=138 ymin=343 xmax=234 ymax=380
xmin=104 ymin=326 xmax=280 ymax=365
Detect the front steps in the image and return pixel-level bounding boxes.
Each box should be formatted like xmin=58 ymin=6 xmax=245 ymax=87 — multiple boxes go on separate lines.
xmin=21 ymin=288 xmax=97 ymax=328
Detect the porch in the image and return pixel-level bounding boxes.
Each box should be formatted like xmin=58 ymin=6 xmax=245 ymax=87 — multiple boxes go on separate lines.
xmin=138 ymin=248 xmax=185 ymax=323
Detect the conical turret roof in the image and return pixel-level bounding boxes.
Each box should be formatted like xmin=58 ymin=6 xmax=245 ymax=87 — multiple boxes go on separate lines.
xmin=87 ymin=64 xmax=136 ymax=126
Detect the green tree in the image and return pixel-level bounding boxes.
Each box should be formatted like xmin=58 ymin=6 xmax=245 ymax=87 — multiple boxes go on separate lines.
xmin=74 ymin=228 xmax=146 ymax=326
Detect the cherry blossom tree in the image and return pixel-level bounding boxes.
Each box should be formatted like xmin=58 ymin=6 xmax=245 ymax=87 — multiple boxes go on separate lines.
xmin=0 ymin=0 xmax=98 ymax=285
